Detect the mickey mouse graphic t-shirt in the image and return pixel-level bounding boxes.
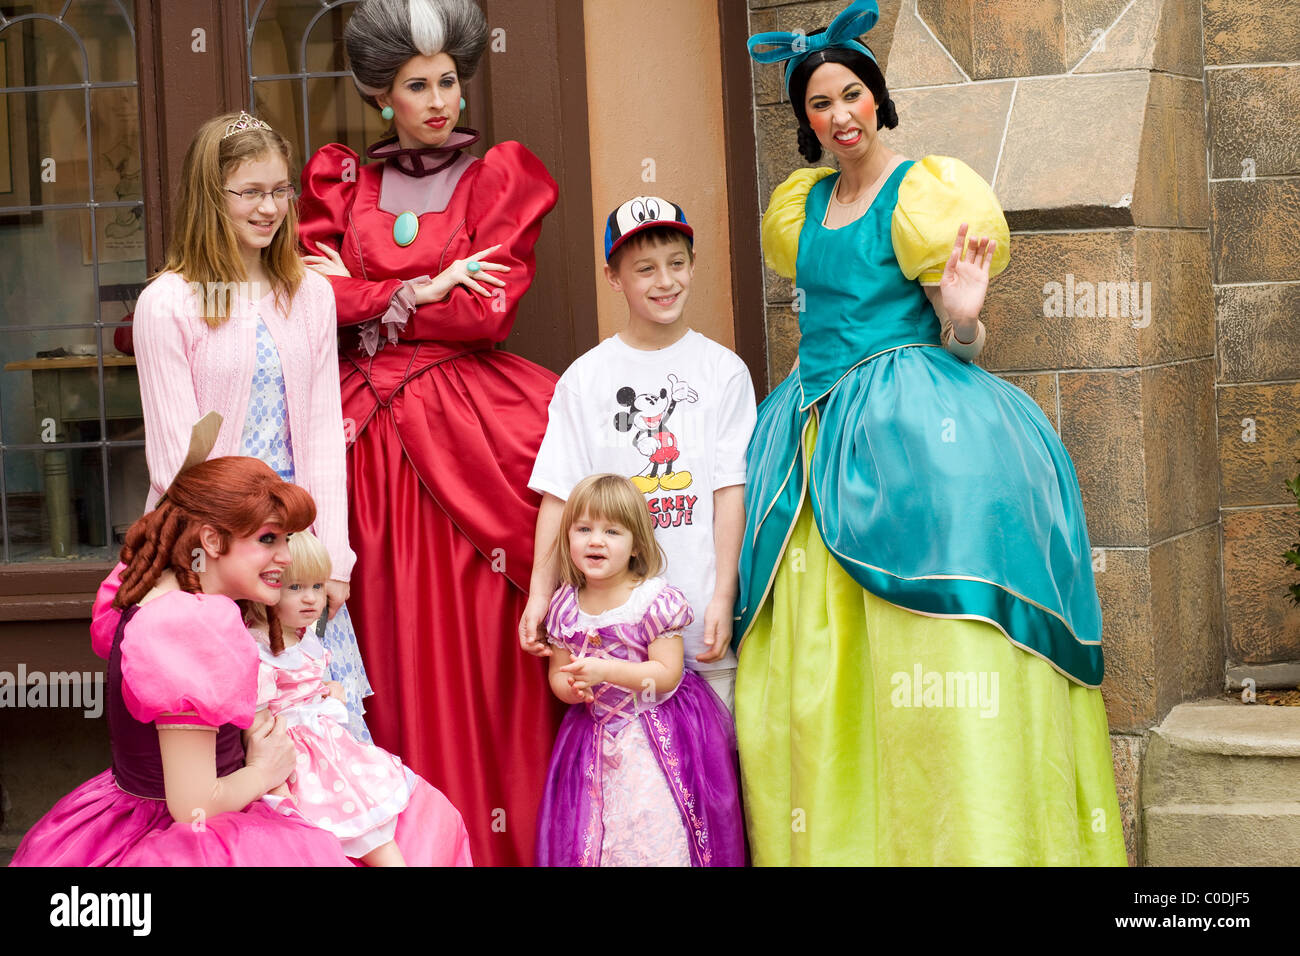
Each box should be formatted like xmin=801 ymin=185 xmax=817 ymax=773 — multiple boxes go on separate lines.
xmin=529 ymin=329 xmax=757 ymax=673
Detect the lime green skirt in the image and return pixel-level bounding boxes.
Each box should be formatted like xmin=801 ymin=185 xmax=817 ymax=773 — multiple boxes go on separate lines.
xmin=736 ymin=462 xmax=1128 ymax=866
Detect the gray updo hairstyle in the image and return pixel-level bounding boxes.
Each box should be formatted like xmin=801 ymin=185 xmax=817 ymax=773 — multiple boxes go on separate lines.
xmin=344 ymin=0 xmax=488 ymax=107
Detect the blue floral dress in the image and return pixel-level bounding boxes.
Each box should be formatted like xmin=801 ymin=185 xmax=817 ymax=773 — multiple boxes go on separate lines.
xmin=241 ymin=317 xmax=374 ymax=742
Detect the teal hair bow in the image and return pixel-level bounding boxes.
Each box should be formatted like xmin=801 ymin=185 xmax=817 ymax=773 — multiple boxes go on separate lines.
xmin=747 ymin=0 xmax=879 ymax=95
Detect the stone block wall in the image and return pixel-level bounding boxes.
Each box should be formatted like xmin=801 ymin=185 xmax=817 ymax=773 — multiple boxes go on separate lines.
xmin=1204 ymin=0 xmax=1300 ymax=671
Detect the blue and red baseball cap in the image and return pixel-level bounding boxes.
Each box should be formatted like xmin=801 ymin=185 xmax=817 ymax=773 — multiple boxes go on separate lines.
xmin=604 ymin=195 xmax=694 ymax=263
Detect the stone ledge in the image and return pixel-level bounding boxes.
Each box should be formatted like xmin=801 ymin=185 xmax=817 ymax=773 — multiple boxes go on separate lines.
xmin=1152 ymin=698 xmax=1300 ymax=757
xmin=996 ymin=72 xmax=1206 ymax=230
xmin=1148 ymin=801 xmax=1300 ymax=813
xmin=1144 ymin=734 xmax=1300 ymax=806
xmin=1147 ymin=754 xmax=1300 ymax=806
xmin=1226 ymin=661 xmax=1300 ymax=690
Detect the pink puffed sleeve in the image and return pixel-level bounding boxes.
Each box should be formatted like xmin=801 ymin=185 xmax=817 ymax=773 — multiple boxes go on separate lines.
xmin=120 ymin=591 xmax=259 ymax=728
xmin=645 ymin=584 xmax=695 ymax=640
xmin=90 ymin=561 xmax=126 ymax=660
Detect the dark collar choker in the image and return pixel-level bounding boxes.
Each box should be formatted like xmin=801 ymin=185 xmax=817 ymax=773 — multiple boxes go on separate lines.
xmin=365 ymin=128 xmax=481 ymax=177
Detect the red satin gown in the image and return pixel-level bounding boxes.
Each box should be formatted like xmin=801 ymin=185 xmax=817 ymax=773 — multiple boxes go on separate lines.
xmin=297 ymin=136 xmax=566 ymax=866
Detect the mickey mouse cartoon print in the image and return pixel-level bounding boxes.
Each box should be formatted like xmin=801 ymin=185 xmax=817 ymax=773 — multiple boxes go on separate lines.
xmin=613 ymin=374 xmax=698 ymax=493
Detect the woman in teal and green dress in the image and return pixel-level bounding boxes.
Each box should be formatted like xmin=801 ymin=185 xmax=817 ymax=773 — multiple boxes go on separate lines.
xmin=736 ymin=0 xmax=1127 ymax=865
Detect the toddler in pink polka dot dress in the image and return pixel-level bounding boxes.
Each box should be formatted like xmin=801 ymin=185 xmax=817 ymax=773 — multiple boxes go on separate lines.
xmin=248 ymin=532 xmax=476 ymax=866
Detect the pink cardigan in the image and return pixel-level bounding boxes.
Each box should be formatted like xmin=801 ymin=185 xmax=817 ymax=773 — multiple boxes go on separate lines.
xmin=132 ymin=270 xmax=355 ymax=581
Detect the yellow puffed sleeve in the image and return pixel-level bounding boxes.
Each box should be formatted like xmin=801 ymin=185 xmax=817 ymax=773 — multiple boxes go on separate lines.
xmin=891 ymin=155 xmax=1010 ymax=285
xmin=761 ymin=166 xmax=837 ymax=279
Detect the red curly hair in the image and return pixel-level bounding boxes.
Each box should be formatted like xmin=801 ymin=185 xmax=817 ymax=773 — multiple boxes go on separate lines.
xmin=113 ymin=456 xmax=316 ymax=650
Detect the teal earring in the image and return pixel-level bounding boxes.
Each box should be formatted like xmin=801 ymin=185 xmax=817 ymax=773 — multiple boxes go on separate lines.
xmin=459 ymin=97 xmax=466 ymax=111
xmin=380 ymin=105 xmax=395 ymax=121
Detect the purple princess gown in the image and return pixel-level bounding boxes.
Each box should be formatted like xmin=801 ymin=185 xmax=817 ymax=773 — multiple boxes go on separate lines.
xmin=537 ymin=578 xmax=745 ymax=866
xmin=10 ymin=588 xmax=352 ymax=867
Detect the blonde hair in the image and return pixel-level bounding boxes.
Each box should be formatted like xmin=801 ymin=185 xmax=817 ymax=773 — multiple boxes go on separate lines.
xmin=250 ymin=530 xmax=332 ymax=656
xmin=285 ymin=529 xmax=332 ymax=585
xmin=553 ymin=474 xmax=664 ymax=589
xmin=160 ymin=112 xmax=304 ymax=326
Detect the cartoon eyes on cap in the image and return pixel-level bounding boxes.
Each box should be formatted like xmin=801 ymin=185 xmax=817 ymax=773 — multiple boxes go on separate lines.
xmin=630 ymin=198 xmax=661 ymax=223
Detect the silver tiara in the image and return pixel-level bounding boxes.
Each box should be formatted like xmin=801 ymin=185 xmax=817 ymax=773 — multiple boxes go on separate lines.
xmin=223 ymin=111 xmax=273 ymax=139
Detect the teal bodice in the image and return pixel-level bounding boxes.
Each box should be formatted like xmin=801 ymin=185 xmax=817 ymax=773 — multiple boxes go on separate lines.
xmin=735 ymin=163 xmax=1105 ymax=686
xmin=795 ymin=162 xmax=940 ymax=406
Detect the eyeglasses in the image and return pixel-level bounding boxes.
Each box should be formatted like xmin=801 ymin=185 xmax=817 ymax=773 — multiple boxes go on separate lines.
xmin=225 ymin=185 xmax=297 ymax=204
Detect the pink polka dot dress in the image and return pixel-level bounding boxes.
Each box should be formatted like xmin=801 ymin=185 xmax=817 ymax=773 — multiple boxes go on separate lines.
xmin=256 ymin=630 xmax=473 ymax=864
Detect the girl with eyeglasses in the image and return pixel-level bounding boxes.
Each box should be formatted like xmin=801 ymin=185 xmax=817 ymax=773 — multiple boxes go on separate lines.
xmin=124 ymin=111 xmax=376 ymax=743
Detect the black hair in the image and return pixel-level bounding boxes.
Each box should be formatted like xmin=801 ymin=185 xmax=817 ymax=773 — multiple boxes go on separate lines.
xmin=787 ymin=40 xmax=898 ymax=163
xmin=608 ymin=226 xmax=694 ymax=271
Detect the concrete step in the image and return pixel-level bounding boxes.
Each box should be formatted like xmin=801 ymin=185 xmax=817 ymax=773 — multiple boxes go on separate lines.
xmin=1142 ymin=699 xmax=1300 ymax=866
xmin=1142 ymin=699 xmax=1300 ymax=805
xmin=1144 ymin=803 xmax=1300 ymax=866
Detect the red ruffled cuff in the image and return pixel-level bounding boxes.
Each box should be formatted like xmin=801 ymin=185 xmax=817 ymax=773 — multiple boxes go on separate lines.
xmin=358 ymin=276 xmax=429 ymax=356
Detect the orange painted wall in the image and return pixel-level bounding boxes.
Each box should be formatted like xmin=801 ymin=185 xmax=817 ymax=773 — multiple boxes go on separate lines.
xmin=582 ymin=0 xmax=735 ymax=346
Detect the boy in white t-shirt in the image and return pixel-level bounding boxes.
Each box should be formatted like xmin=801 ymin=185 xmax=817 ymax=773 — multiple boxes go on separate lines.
xmin=518 ymin=196 xmax=757 ymax=709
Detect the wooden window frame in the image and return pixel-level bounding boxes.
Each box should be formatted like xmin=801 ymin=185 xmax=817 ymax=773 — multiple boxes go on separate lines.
xmin=0 ymin=0 xmax=245 ymax=604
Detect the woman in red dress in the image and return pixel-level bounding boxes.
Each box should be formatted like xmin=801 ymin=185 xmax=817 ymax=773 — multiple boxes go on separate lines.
xmin=295 ymin=0 xmax=563 ymax=866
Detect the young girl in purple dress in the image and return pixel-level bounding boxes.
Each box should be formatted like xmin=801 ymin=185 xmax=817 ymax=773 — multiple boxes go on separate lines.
xmin=535 ymin=474 xmax=745 ymax=866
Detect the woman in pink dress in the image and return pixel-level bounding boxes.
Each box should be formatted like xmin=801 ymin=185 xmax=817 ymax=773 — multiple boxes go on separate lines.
xmin=10 ymin=453 xmax=353 ymax=867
